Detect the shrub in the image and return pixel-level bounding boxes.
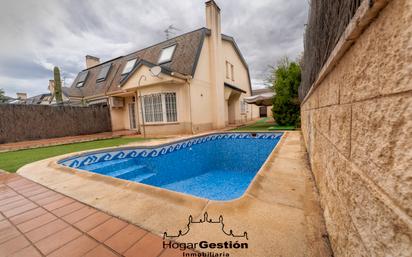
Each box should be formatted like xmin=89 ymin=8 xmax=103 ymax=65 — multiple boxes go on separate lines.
xmin=271 ymin=58 xmax=301 ymax=126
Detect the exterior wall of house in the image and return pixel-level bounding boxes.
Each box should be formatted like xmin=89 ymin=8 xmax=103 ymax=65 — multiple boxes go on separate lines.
xmin=300 ymin=0 xmax=412 ymax=256
xmin=190 ymin=39 xmax=214 ymax=133
xmin=222 ymin=40 xmax=260 ymax=124
xmin=110 ymin=96 xmax=135 ymax=131
xmin=109 ymin=65 xmax=192 ymax=135
xmin=138 ymin=83 xmax=192 ymax=135
xmin=190 ymin=38 xmax=259 ymax=133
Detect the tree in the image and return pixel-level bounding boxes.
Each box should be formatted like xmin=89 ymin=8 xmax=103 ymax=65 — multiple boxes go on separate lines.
xmin=0 ymin=88 xmax=7 ymax=103
xmin=271 ymin=58 xmax=301 ymax=126
xmin=53 ymin=66 xmax=63 ymax=104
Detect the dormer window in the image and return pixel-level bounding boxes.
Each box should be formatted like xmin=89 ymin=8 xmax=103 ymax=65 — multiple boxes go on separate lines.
xmin=122 ymin=59 xmax=137 ymax=75
xmin=76 ymin=71 xmax=88 ymax=88
xmin=158 ymin=44 xmax=176 ymax=64
xmin=96 ymin=64 xmax=111 ymax=82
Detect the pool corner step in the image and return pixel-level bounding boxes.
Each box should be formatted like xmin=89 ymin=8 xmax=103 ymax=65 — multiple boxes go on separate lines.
xmin=106 ymin=165 xmax=146 ymax=177
xmin=114 ymin=165 xmax=156 ymax=182
xmin=130 ymin=173 xmax=156 ymax=182
xmin=85 ymin=158 xmax=132 ymax=172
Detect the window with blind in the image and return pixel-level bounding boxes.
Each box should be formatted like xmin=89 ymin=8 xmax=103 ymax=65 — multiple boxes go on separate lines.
xmin=143 ymin=92 xmax=177 ymax=123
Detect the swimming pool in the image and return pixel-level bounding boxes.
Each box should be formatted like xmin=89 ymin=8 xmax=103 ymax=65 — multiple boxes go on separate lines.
xmin=59 ymin=132 xmax=282 ymax=201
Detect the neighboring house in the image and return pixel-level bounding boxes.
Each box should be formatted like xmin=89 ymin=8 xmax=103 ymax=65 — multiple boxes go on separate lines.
xmin=18 ymin=80 xmax=79 ymax=106
xmin=25 ymin=93 xmax=53 ymax=105
xmin=63 ymin=0 xmax=259 ymax=135
xmin=249 ymin=88 xmax=274 ymax=118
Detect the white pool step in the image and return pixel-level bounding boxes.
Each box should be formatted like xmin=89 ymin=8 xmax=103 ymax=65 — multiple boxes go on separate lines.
xmin=114 ymin=165 xmax=157 ymax=182
xmin=130 ymin=173 xmax=157 ymax=182
xmin=107 ymin=165 xmax=146 ymax=177
xmin=85 ymin=159 xmax=133 ymax=172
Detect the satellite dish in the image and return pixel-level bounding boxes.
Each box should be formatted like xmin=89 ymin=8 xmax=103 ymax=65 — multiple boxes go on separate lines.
xmin=150 ymin=66 xmax=162 ymax=77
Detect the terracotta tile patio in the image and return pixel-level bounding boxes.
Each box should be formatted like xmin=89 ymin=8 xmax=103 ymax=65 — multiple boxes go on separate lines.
xmin=0 ymin=173 xmax=188 ymax=257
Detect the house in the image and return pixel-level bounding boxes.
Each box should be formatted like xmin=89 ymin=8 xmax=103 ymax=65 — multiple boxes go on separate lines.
xmin=11 ymin=81 xmax=76 ymax=106
xmin=25 ymin=93 xmax=53 ymax=105
xmin=63 ymin=0 xmax=259 ymax=135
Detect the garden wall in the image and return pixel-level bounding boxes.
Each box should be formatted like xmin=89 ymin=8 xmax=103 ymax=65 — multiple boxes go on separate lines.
xmin=0 ymin=104 xmax=112 ymax=143
xmin=301 ymin=0 xmax=411 ymax=256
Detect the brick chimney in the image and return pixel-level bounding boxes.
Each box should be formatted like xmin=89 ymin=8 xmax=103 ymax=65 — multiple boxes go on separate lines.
xmin=16 ymin=93 xmax=27 ymax=100
xmin=205 ymin=0 xmax=225 ymax=128
xmin=85 ymin=55 xmax=100 ymax=69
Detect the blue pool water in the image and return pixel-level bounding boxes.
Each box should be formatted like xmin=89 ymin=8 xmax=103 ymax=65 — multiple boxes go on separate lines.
xmin=59 ymin=132 xmax=282 ymax=200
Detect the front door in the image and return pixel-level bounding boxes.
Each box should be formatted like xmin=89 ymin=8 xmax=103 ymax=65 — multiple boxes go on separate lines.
xmin=128 ymin=102 xmax=137 ymax=129
xmin=259 ymin=106 xmax=267 ymax=117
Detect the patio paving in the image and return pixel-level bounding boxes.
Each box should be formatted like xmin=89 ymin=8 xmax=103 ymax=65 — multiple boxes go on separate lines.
xmin=0 ymin=172 xmax=190 ymax=257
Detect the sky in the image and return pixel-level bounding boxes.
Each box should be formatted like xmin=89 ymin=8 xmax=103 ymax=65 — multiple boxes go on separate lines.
xmin=0 ymin=0 xmax=308 ymax=97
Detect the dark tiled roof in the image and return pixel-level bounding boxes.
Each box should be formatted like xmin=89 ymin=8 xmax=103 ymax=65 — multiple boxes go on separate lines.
xmin=224 ymin=83 xmax=246 ymax=94
xmin=67 ymin=28 xmax=208 ymax=98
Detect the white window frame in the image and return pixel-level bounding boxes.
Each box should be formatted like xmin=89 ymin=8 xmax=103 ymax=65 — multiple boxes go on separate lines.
xmin=142 ymin=92 xmax=178 ymax=124
xmin=122 ymin=59 xmax=137 ymax=75
xmin=226 ymin=61 xmax=230 ymax=79
xmin=128 ymin=102 xmax=137 ymax=129
xmin=158 ymin=44 xmax=177 ymax=64
xmin=225 ymin=61 xmax=235 ymax=81
xmin=240 ymin=100 xmax=248 ymax=114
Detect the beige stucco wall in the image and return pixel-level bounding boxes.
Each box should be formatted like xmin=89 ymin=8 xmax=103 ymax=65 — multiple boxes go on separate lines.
xmin=109 ymin=65 xmax=192 ymax=135
xmin=190 ymin=38 xmax=259 ymax=133
xmin=222 ymin=40 xmax=259 ymax=123
xmin=300 ymin=0 xmax=412 ymax=256
xmin=138 ymin=83 xmax=191 ymax=135
xmin=110 ymin=96 xmax=135 ymax=131
xmin=190 ymin=39 xmax=214 ymax=133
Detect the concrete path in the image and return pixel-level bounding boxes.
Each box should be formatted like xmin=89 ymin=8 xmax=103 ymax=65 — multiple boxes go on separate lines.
xmin=0 ymin=173 xmax=194 ymax=257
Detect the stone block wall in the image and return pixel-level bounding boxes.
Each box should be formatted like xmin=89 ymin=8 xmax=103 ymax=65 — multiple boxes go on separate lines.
xmin=300 ymin=0 xmax=412 ymax=256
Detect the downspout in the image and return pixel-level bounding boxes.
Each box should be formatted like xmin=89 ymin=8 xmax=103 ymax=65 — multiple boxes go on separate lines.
xmin=187 ymin=81 xmax=194 ymax=134
xmin=135 ymin=90 xmax=140 ymax=133
xmin=138 ymin=75 xmax=147 ymax=138
xmin=171 ymin=72 xmax=194 ymax=134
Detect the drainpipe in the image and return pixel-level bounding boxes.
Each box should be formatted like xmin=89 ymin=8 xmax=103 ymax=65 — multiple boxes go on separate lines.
xmin=138 ymin=75 xmax=147 ymax=138
xmin=135 ymin=90 xmax=140 ymax=133
xmin=187 ymin=81 xmax=194 ymax=134
xmin=171 ymin=72 xmax=194 ymax=134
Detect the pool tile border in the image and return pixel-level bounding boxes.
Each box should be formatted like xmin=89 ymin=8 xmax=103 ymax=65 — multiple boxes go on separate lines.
xmin=59 ymin=132 xmax=282 ymax=169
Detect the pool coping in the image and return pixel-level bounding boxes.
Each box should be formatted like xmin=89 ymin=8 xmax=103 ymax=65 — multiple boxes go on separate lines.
xmin=52 ymin=131 xmax=284 ymax=204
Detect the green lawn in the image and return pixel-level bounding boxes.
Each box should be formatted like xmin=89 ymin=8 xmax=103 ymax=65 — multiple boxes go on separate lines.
xmin=232 ymin=118 xmax=295 ymax=131
xmin=0 ymin=137 xmax=150 ymax=173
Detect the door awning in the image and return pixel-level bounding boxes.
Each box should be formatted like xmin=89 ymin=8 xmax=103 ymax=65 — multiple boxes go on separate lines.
xmin=224 ymin=83 xmax=246 ymax=94
xmin=244 ymin=92 xmax=274 ymax=106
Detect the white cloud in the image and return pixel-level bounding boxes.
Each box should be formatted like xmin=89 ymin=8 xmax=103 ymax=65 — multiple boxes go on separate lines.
xmin=0 ymin=0 xmax=307 ymax=97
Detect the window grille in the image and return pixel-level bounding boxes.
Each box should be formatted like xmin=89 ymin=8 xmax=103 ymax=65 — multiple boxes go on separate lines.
xmin=143 ymin=92 xmax=177 ymax=123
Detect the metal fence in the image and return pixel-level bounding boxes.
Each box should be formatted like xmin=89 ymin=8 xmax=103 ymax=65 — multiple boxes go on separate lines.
xmin=299 ymin=0 xmax=363 ymax=100
xmin=0 ymin=104 xmax=112 ymax=144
